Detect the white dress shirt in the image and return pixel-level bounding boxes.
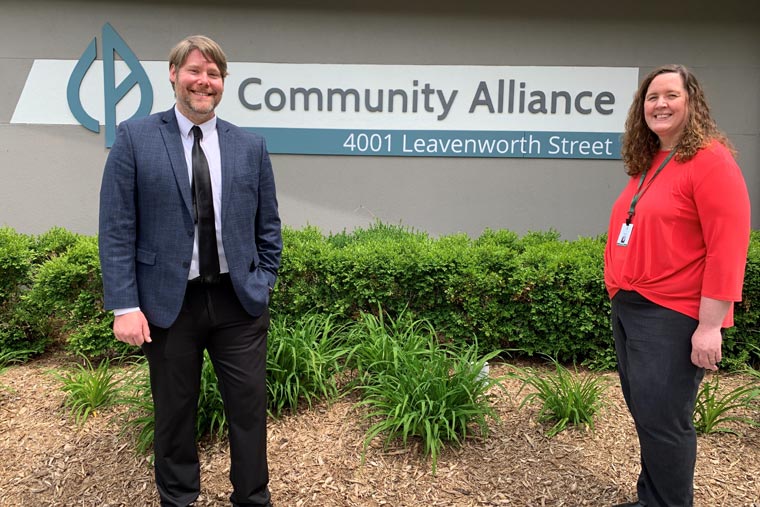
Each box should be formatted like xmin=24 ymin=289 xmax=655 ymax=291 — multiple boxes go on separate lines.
xmin=175 ymin=108 xmax=229 ymax=280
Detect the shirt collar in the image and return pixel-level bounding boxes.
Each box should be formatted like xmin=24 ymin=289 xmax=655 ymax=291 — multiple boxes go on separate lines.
xmin=174 ymin=106 xmax=217 ymax=139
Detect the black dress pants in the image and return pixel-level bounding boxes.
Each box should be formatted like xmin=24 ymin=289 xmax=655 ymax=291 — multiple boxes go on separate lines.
xmin=143 ymin=275 xmax=271 ymax=507
xmin=611 ymin=290 xmax=705 ymax=507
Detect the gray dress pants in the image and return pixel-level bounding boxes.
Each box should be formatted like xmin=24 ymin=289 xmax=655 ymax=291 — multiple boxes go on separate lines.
xmin=611 ymin=290 xmax=705 ymax=507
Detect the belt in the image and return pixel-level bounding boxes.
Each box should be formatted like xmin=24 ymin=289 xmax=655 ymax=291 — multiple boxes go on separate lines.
xmin=188 ymin=272 xmax=231 ymax=286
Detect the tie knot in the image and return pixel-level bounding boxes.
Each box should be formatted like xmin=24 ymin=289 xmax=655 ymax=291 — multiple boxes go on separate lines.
xmin=192 ymin=125 xmax=203 ymax=141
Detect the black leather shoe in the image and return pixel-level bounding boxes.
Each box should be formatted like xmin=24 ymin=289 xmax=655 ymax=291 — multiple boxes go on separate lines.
xmin=612 ymin=502 xmax=645 ymax=507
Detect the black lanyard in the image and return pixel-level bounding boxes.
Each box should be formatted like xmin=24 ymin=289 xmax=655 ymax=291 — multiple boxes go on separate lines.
xmin=626 ymin=150 xmax=676 ymax=225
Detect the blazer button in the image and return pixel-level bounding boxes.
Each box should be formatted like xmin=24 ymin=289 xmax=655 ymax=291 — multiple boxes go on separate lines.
xmin=182 ymin=261 xmax=190 ymax=268
xmin=187 ymin=229 xmax=193 ymax=237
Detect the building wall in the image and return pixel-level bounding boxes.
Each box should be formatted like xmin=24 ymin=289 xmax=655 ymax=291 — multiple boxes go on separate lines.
xmin=1 ymin=0 xmax=758 ymax=238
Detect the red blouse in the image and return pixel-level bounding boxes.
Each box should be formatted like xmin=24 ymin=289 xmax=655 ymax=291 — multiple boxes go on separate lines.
xmin=604 ymin=141 xmax=751 ymax=327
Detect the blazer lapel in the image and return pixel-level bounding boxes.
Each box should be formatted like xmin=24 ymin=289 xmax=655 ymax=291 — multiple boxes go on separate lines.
xmin=218 ymin=119 xmax=235 ymax=223
xmin=159 ymin=109 xmax=194 ymax=217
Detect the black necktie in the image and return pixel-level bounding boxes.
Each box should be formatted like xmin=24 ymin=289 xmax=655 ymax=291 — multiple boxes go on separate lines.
xmin=191 ymin=125 xmax=220 ymax=282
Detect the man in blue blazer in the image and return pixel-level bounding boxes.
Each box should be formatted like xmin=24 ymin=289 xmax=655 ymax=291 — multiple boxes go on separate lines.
xmin=99 ymin=35 xmax=280 ymax=507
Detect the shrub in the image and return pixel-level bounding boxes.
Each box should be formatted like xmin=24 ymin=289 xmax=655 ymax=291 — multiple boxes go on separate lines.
xmin=0 ymin=309 xmax=45 ymax=360
xmin=24 ymin=236 xmax=129 ymax=357
xmin=31 ymin=226 xmax=82 ymax=263
xmin=444 ymin=236 xmax=520 ymax=353
xmin=268 ymin=223 xmax=759 ymax=369
xmin=272 ymin=225 xmax=336 ymax=319
xmin=325 ymin=224 xmax=443 ymax=320
xmin=725 ymin=231 xmax=760 ymax=370
xmin=0 ymin=228 xmax=45 ymax=358
xmin=509 ymin=238 xmax=610 ymax=364
xmin=0 ymin=227 xmax=33 ymax=302
xmin=2 ymin=223 xmax=760 ymax=370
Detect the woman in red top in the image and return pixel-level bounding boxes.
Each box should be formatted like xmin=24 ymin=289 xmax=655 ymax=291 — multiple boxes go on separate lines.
xmin=605 ymin=65 xmax=750 ymax=507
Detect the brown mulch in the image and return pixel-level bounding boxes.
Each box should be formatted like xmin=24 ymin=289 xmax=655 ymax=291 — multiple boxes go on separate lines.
xmin=0 ymin=354 xmax=758 ymax=507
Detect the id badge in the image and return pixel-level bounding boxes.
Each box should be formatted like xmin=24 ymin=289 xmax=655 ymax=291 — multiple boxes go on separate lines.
xmin=617 ymin=223 xmax=633 ymax=246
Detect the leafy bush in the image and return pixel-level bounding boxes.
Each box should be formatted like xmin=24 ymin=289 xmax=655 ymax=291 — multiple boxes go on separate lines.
xmin=3 ymin=224 xmax=760 ymax=370
xmin=31 ymin=226 xmax=82 ymax=263
xmin=327 ymin=221 xmax=430 ymax=248
xmin=273 ymin=223 xmax=617 ymax=367
xmin=0 ymin=309 xmax=44 ymax=360
xmin=1 ymin=227 xmax=89 ymax=359
xmin=444 ymin=236 xmax=520 ymax=353
xmin=0 ymin=227 xmax=33 ymax=302
xmin=509 ymin=238 xmax=610 ymax=363
xmin=24 ymin=236 xmax=129 ymax=357
xmin=0 ymin=228 xmax=41 ymax=357
xmin=272 ymin=225 xmax=336 ymax=319
xmin=725 ymin=232 xmax=760 ymax=370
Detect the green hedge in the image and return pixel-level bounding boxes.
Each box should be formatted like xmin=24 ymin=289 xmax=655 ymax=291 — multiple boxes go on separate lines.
xmin=0 ymin=227 xmax=36 ymax=357
xmin=0 ymin=227 xmax=127 ymax=359
xmin=271 ymin=226 xmax=619 ymax=368
xmin=724 ymin=230 xmax=760 ymax=368
xmin=1 ymin=223 xmax=759 ymax=369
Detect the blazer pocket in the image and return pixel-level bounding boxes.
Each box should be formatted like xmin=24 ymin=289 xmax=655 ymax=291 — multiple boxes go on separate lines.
xmin=136 ymin=248 xmax=157 ymax=265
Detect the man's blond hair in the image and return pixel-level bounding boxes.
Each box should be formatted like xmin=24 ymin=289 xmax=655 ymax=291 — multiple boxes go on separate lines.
xmin=168 ymin=35 xmax=228 ymax=89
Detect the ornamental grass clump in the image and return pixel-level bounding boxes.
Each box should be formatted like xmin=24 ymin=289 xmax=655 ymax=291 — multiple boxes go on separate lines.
xmin=746 ymin=344 xmax=760 ymax=382
xmin=693 ymin=373 xmax=760 ymax=435
xmin=354 ymin=311 xmax=502 ymax=474
xmin=0 ymin=349 xmax=29 ymax=372
xmin=511 ymin=357 xmax=608 ymax=437
xmin=120 ymin=359 xmax=155 ymax=454
xmin=267 ymin=313 xmax=350 ymax=417
xmin=122 ymin=313 xmax=352 ymax=454
xmin=55 ymin=356 xmax=125 ymax=426
xmin=196 ymin=351 xmax=228 ymax=440
xmin=0 ymin=350 xmax=31 ymax=393
xmin=345 ymin=309 xmax=437 ymax=384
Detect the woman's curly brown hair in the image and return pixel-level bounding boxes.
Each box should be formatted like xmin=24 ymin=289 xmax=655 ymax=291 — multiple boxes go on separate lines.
xmin=620 ymin=64 xmax=734 ymax=176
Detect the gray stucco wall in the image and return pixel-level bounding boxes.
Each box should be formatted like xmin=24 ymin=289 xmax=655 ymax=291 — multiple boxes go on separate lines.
xmin=2 ymin=0 xmax=758 ymax=238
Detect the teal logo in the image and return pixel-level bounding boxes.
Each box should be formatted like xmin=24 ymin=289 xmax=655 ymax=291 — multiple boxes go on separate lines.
xmin=67 ymin=23 xmax=153 ymax=147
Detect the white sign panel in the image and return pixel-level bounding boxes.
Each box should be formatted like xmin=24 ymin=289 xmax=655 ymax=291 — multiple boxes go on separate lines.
xmin=12 ymin=24 xmax=638 ymax=158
